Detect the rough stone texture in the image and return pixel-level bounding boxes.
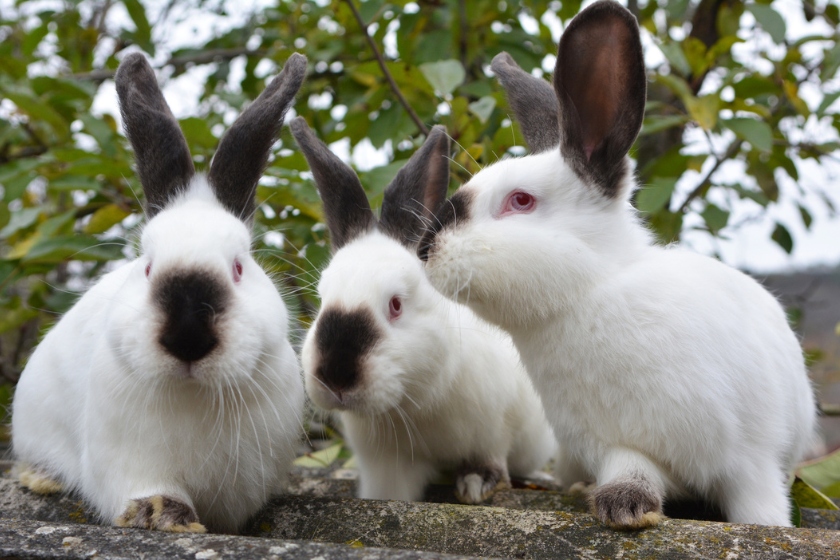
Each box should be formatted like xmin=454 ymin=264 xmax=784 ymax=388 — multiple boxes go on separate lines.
xmin=248 ymin=495 xmax=840 ymax=559
xmin=0 ymin=517 xmax=480 ymax=560
xmin=3 ymin=466 xmax=840 ymax=559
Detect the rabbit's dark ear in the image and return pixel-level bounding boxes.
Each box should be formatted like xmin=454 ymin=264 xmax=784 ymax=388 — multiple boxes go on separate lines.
xmin=491 ymin=53 xmax=560 ymax=154
xmin=289 ymin=117 xmax=375 ymax=251
xmin=208 ymin=53 xmax=307 ymax=224
xmin=379 ymin=126 xmax=450 ymax=248
xmin=554 ymin=0 xmax=646 ymax=198
xmin=115 ymin=53 xmax=195 ymax=218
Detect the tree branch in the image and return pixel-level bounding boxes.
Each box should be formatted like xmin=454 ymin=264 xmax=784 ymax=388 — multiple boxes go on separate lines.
xmin=343 ymin=0 xmax=430 ymax=136
xmin=678 ymin=139 xmax=742 ymax=213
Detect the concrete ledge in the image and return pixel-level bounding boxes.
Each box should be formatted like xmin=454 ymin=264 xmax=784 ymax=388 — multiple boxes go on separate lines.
xmin=2 ymin=469 xmax=839 ymax=559
xmin=0 ymin=517 xmax=480 ymax=560
xmin=249 ymin=494 xmax=840 ymax=559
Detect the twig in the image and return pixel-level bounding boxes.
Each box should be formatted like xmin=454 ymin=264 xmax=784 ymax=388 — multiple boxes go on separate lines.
xmin=820 ymin=402 xmax=840 ymax=417
xmin=343 ymin=0 xmax=429 ymax=136
xmin=458 ymin=0 xmax=468 ymax=69
xmin=678 ymin=139 xmax=742 ymax=212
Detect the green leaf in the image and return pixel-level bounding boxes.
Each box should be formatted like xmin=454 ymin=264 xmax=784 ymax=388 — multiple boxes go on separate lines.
xmin=419 ymin=59 xmax=466 ymax=97
xmin=821 ymin=42 xmax=840 ymax=82
xmin=80 ymin=113 xmax=117 ymax=157
xmin=722 ymin=118 xmax=773 ymax=152
xmin=84 ymin=205 xmax=132 ymax=234
xmin=21 ymin=235 xmax=126 ymax=264
xmin=790 ymin=477 xmax=840 ymax=510
xmin=293 ymin=442 xmax=344 ymax=467
xmin=799 ymin=204 xmax=813 ymax=230
xmin=179 ymin=117 xmax=218 ymax=150
xmin=0 ymin=305 xmax=39 ymax=335
xmin=123 ymin=0 xmax=153 ymax=53
xmin=49 ymin=175 xmax=102 ymax=192
xmin=468 ymin=96 xmax=497 ymax=124
xmin=0 ymin=208 xmax=41 ymax=239
xmin=817 ymin=90 xmax=840 ymax=115
xmin=799 ymin=448 xmax=840 ymax=490
xmin=771 ymin=223 xmax=793 ymax=254
xmin=685 ymin=94 xmax=720 ymax=130
xmin=636 ymin=178 xmax=676 ymax=213
xmin=702 ymin=203 xmax=730 ymax=233
xmin=822 ymin=480 xmax=840 ymax=498
xmin=747 ymin=4 xmax=786 ymax=44
xmin=658 ymin=41 xmax=691 ymax=76
xmin=789 ymin=494 xmax=801 ymax=527
xmin=641 ymin=115 xmax=688 ymax=136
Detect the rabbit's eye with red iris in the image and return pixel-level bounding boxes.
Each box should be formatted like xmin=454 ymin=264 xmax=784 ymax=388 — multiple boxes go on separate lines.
xmin=233 ymin=259 xmax=243 ymax=283
xmin=389 ymin=296 xmax=402 ymax=321
xmin=500 ymin=190 xmax=536 ymax=217
xmin=145 ymin=262 xmax=152 ymax=278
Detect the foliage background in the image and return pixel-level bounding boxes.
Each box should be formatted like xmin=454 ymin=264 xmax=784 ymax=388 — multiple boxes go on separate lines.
xmin=1 ymin=0 xmax=839 ymax=474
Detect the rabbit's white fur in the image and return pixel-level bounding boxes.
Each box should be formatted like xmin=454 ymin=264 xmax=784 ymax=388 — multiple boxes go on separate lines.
xmin=424 ymin=148 xmax=817 ymax=526
xmin=13 ymin=176 xmax=304 ymax=533
xmin=303 ymin=229 xmax=556 ymax=502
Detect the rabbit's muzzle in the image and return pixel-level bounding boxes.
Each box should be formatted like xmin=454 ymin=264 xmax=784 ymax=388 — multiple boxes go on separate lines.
xmin=153 ymin=269 xmax=230 ymax=364
xmin=312 ymin=306 xmax=381 ymax=395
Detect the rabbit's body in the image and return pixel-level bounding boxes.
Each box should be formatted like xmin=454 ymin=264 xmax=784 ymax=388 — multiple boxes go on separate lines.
xmin=315 ymin=232 xmax=555 ymax=502
xmin=420 ymin=1 xmax=816 ymax=528
xmin=12 ymin=54 xmax=307 ymax=534
xmin=291 ymin=120 xmax=556 ymax=503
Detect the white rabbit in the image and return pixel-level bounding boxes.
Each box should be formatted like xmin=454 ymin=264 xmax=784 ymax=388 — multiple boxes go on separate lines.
xmin=419 ymin=0 xmax=817 ymax=528
xmin=11 ymin=52 xmax=307 ymax=534
xmin=290 ymin=118 xmax=556 ymax=504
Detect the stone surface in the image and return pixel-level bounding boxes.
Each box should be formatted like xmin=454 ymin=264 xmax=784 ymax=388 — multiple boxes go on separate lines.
xmin=248 ymin=494 xmax=840 ymax=559
xmin=2 ymin=466 xmax=839 ymax=559
xmin=0 ymin=517 xmax=480 ymax=560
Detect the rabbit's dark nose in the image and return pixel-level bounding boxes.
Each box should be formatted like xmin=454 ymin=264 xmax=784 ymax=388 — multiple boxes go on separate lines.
xmin=314 ymin=306 xmax=381 ymax=392
xmin=154 ymin=270 xmax=229 ymax=363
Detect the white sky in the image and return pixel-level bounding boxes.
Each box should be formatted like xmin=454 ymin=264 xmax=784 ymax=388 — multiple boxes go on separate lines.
xmin=5 ymin=0 xmax=839 ymax=273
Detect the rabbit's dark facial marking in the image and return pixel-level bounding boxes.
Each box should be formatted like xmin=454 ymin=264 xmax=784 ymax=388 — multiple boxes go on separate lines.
xmin=490 ymin=52 xmax=561 ymax=154
xmin=418 ymin=189 xmax=473 ymax=262
xmin=153 ymin=269 xmax=230 ymax=365
xmin=209 ymin=54 xmax=307 ymax=226
xmin=588 ymin=472 xmax=664 ymax=529
xmin=379 ymin=125 xmax=451 ymax=248
xmin=115 ymin=53 xmax=195 ymax=218
xmin=554 ymin=0 xmax=646 ymax=198
xmin=313 ymin=306 xmax=381 ymax=394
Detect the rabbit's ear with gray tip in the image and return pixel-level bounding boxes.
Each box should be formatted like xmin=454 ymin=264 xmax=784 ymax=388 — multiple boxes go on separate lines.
xmin=208 ymin=53 xmax=307 ymax=225
xmin=491 ymin=52 xmax=560 ymax=154
xmin=115 ymin=53 xmax=195 ymax=218
xmin=379 ymin=126 xmax=450 ymax=248
xmin=289 ymin=116 xmax=375 ymax=251
xmin=554 ymin=0 xmax=646 ymax=198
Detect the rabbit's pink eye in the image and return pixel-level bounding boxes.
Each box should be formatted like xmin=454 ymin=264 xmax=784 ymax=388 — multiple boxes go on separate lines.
xmin=233 ymin=259 xmax=243 ymax=283
xmin=500 ymin=190 xmax=536 ymax=217
xmin=389 ymin=296 xmax=402 ymax=321
xmin=145 ymin=262 xmax=152 ymax=278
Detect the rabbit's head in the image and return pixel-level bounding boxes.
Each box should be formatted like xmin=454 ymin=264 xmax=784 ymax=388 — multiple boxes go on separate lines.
xmin=419 ymin=0 xmax=649 ymax=328
xmin=291 ymin=119 xmax=454 ymax=414
xmin=109 ymin=53 xmax=305 ymax=386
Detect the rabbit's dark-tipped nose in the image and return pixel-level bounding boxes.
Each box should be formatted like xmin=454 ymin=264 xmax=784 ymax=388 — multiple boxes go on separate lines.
xmin=417 ymin=189 xmax=472 ymax=262
xmin=314 ymin=306 xmax=381 ymax=392
xmin=154 ymin=270 xmax=229 ymax=363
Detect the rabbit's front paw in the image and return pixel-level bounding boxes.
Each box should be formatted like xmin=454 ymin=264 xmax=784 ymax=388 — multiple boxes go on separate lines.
xmin=589 ymin=475 xmax=663 ymax=530
xmin=455 ymin=460 xmax=511 ymax=504
xmin=17 ymin=465 xmax=63 ymax=495
xmin=116 ymin=495 xmax=206 ymax=533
